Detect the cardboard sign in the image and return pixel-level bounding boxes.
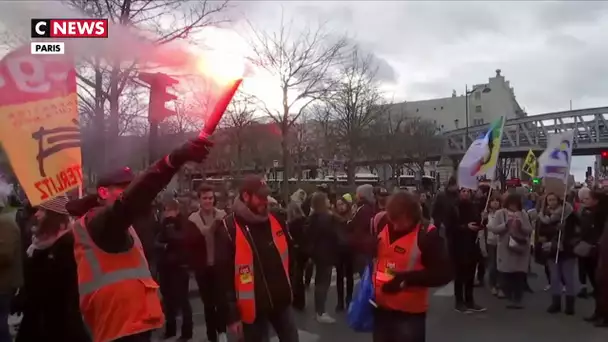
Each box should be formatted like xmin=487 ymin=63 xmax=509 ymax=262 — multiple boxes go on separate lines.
xmin=0 ymin=46 xmax=81 ymax=205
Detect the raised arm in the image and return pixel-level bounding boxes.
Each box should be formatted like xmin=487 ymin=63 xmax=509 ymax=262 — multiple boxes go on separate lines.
xmin=86 ymin=138 xmax=213 ymax=250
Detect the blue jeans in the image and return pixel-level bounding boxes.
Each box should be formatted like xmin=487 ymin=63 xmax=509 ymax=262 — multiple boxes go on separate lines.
xmin=548 ymin=257 xmax=576 ymax=296
xmin=487 ymin=245 xmax=499 ymax=288
xmin=0 ymin=293 xmax=12 ymax=342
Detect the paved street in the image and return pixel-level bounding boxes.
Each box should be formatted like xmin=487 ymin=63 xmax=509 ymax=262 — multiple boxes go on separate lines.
xmin=158 ymin=267 xmax=608 ymax=342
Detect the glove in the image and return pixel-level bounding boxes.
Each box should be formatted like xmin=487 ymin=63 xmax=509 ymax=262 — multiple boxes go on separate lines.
xmin=381 ymin=275 xmax=406 ymax=294
xmin=168 ymin=137 xmax=214 ymax=167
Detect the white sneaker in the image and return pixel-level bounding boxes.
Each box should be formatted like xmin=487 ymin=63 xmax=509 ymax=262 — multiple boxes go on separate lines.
xmin=218 ymin=333 xmax=228 ymax=342
xmin=316 ymin=313 xmax=336 ymax=324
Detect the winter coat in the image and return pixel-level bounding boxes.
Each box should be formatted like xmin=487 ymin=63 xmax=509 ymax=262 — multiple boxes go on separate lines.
xmin=15 ymin=232 xmax=89 ymax=342
xmin=307 ymin=211 xmax=339 ymax=266
xmin=488 ymin=209 xmax=533 ymax=273
xmin=536 ymin=203 xmax=578 ymax=261
xmin=188 ymin=208 xmax=226 ymax=268
xmin=213 ymin=197 xmax=293 ymax=325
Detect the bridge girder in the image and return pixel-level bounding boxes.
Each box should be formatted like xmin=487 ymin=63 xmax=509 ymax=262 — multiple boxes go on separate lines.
xmin=441 ymin=106 xmax=608 ymax=157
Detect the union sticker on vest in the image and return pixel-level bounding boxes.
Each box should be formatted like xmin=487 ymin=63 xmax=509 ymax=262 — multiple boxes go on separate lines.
xmin=385 ymin=261 xmax=396 ymax=276
xmin=239 ymin=265 xmax=253 ymax=284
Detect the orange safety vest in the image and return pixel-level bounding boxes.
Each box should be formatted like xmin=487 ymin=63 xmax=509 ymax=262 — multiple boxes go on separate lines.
xmin=373 ymin=223 xmax=435 ymax=313
xmin=73 ymin=218 xmax=164 ymax=342
xmin=233 ymin=215 xmax=290 ymax=324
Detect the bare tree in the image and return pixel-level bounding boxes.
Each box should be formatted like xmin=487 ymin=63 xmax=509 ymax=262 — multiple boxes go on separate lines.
xmin=222 ymin=95 xmax=256 ymax=175
xmin=289 ymin=113 xmax=317 ymax=180
xmin=401 ymin=118 xmax=443 ymax=176
xmin=247 ymin=14 xmax=347 ymax=199
xmin=160 ymin=99 xmax=205 ymax=136
xmin=308 ymin=104 xmax=339 ymax=161
xmin=67 ymin=0 xmax=229 ymax=172
xmin=368 ymin=104 xmax=409 ymax=179
xmin=246 ymin=122 xmax=282 ymax=174
xmin=323 ymin=48 xmax=384 ymax=186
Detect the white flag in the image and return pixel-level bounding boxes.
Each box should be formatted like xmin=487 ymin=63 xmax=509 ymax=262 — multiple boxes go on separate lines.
xmin=538 ymin=131 xmax=574 ymax=182
xmin=457 ymin=116 xmax=505 ymax=190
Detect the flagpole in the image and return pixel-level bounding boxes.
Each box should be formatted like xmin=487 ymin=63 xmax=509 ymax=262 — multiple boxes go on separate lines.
xmin=484 ymin=187 xmax=493 ymax=211
xmin=537 ymin=130 xmax=574 ymax=264
xmin=554 ymin=183 xmax=569 ymax=264
xmin=554 ymin=135 xmax=574 ymax=264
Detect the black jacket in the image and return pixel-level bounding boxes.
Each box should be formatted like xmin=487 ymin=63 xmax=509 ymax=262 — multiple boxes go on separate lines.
xmin=307 ymin=211 xmax=339 ymax=265
xmin=536 ymin=207 xmax=579 ymax=260
xmin=156 ymin=215 xmax=190 ymax=268
xmin=349 ymin=202 xmax=376 ymax=247
xmin=431 ymin=190 xmax=458 ymax=230
xmin=66 ymin=159 xmax=179 ymax=254
xmin=16 ymin=232 xmax=90 ymax=342
xmin=447 ymin=199 xmax=481 ymax=258
xmin=214 ymin=198 xmax=293 ymax=325
xmin=578 ymin=206 xmax=606 ymax=246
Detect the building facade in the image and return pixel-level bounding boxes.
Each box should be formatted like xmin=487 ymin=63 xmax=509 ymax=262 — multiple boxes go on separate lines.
xmin=389 ymin=69 xmax=526 ymax=185
xmin=400 ymin=69 xmax=525 ymax=132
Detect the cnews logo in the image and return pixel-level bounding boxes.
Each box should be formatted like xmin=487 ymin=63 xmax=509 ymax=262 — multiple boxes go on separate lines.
xmin=31 ymin=19 xmax=108 ymax=38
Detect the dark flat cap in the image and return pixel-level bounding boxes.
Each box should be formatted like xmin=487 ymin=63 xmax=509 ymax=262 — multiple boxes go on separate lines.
xmin=240 ymin=175 xmax=270 ymax=198
xmin=97 ymin=167 xmax=135 ymax=188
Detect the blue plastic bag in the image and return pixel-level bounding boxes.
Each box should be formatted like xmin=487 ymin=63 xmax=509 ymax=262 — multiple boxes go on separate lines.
xmin=347 ymin=262 xmax=375 ymax=332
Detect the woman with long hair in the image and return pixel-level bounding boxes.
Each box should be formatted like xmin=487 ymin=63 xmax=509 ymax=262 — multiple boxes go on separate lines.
xmin=537 ymin=192 xmax=577 ymax=315
xmin=481 ymin=194 xmax=503 ymax=297
xmin=15 ymin=196 xmax=90 ymax=342
xmin=450 ymin=188 xmax=485 ymax=313
xmin=488 ymin=193 xmax=533 ymax=309
xmin=308 ymin=192 xmax=339 ymax=323
xmin=334 ymin=196 xmax=354 ymax=311
xmin=286 ymin=189 xmax=309 ymax=311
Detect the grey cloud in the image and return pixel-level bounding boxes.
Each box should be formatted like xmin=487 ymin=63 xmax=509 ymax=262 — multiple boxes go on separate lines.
xmin=343 ymin=38 xmax=398 ymax=83
xmin=535 ymin=2 xmax=608 ymax=30
xmin=371 ymin=53 xmax=397 ymax=83
xmin=225 ymin=1 xmax=608 ymax=181
xmin=229 ymin=1 xmax=608 ymax=116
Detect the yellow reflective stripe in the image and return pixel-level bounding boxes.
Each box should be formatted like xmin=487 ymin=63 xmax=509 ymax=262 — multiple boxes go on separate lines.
xmin=405 ymin=239 xmax=420 ymax=271
xmin=238 ymin=291 xmax=255 ymax=299
xmin=74 ymin=221 xmax=151 ymax=296
xmin=79 ymin=267 xmax=153 ymax=296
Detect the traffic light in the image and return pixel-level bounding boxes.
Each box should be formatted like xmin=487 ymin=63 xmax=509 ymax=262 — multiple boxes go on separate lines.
xmin=532 ymin=178 xmax=541 ymax=185
xmin=138 ymin=72 xmax=179 ymax=163
xmin=602 ymin=151 xmax=608 ymax=167
xmin=139 ymin=72 xmax=179 ymax=123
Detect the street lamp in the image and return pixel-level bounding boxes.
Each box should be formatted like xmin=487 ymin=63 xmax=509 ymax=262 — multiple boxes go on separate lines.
xmin=464 ymin=84 xmax=491 ymax=146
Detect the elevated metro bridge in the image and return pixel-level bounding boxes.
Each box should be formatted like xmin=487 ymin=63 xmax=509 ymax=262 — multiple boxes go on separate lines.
xmin=442 ymin=106 xmax=608 ymax=158
xmin=200 ymin=106 xmax=608 ymax=177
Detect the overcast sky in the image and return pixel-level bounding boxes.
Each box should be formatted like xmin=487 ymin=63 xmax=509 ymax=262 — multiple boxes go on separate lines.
xmin=225 ymin=0 xmax=607 ymax=181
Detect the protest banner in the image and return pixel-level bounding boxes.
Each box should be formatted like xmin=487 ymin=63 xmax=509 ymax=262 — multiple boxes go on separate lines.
xmin=0 ymin=45 xmax=81 ymax=206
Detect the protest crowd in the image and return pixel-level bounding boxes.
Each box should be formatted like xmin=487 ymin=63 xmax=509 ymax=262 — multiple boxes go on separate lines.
xmin=0 ymin=5 xmax=607 ymax=342
xmin=1 ymin=139 xmax=608 ymax=342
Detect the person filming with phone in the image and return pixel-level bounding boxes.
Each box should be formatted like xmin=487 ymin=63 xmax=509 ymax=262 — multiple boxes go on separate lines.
xmin=448 ymin=188 xmax=487 ymax=314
